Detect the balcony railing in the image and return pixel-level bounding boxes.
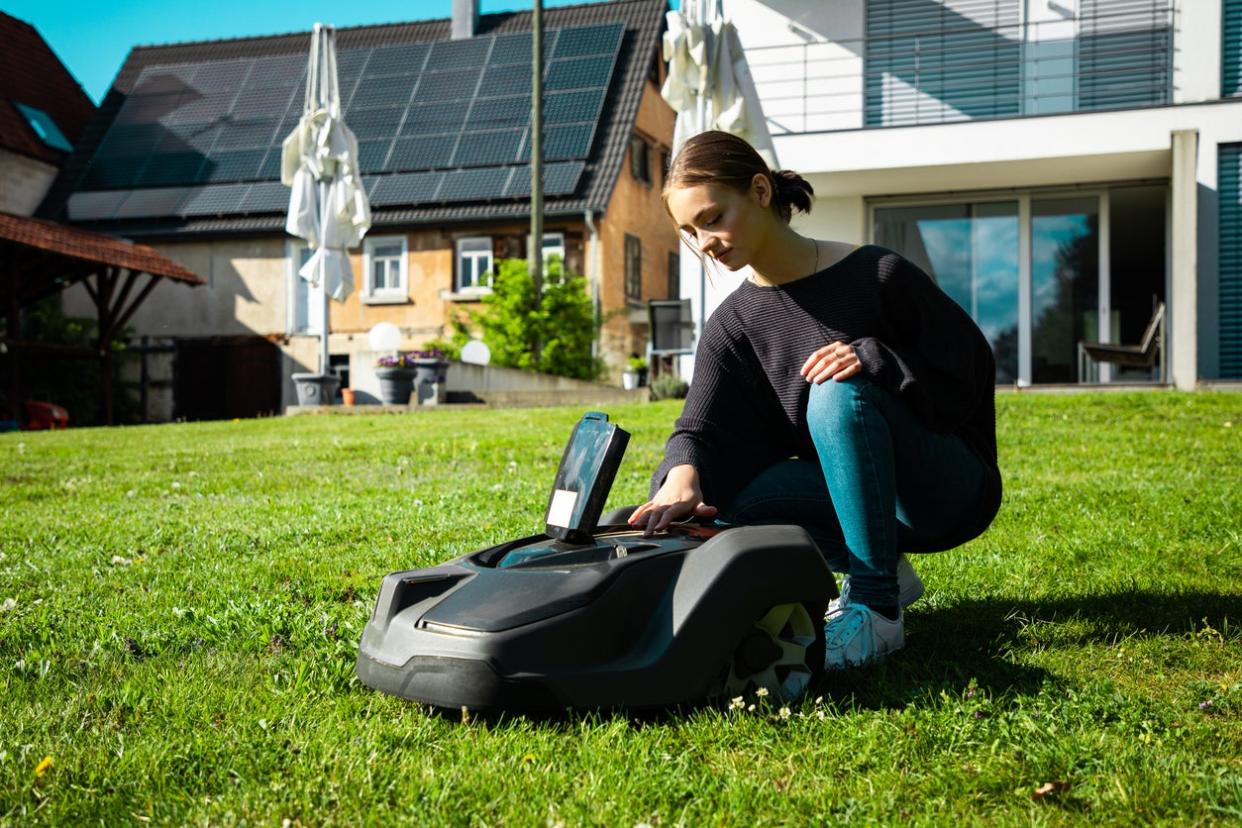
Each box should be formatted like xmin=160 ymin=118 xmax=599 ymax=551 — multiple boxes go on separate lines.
xmin=746 ymin=2 xmax=1176 ymax=135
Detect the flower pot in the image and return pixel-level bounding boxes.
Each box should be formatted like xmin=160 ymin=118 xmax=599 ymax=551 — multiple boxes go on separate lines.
xmin=341 ymin=388 xmax=356 ymax=406
xmin=292 ymin=372 xmax=340 ymax=406
xmin=375 ymin=367 xmax=415 ymax=405
xmin=622 ymin=371 xmax=639 ymax=390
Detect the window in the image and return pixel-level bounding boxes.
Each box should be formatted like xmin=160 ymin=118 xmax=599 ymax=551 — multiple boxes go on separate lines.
xmin=542 ymin=232 xmax=565 ymax=267
xmin=14 ymin=102 xmax=73 ymax=152
xmin=660 ymin=149 xmax=671 ymax=185
xmin=667 ymin=251 xmax=680 ymax=299
xmin=457 ymin=236 xmax=493 ymax=291
xmin=625 ymin=234 xmax=642 ymax=302
xmin=1226 ymin=0 xmax=1242 ymax=98
xmin=629 ymin=136 xmax=650 ymax=184
xmin=363 ymin=235 xmax=408 ymax=304
xmin=286 ymin=240 xmax=321 ymax=335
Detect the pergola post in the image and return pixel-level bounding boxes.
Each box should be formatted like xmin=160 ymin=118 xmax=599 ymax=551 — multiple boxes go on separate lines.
xmin=5 ymin=260 xmax=19 ymax=423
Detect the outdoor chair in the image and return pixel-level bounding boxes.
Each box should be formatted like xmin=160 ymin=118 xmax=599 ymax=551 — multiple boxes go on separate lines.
xmin=1077 ymin=301 xmax=1166 ymax=384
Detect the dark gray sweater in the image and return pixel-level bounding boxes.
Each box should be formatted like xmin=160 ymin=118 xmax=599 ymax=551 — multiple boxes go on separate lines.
xmin=650 ymin=244 xmax=1001 ymax=540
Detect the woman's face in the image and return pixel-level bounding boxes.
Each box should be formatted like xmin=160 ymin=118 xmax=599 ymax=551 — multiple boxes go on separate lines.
xmin=665 ymin=176 xmax=771 ymax=271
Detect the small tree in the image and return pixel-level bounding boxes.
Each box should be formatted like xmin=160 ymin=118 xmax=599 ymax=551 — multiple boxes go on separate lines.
xmin=471 ymin=255 xmax=605 ymax=381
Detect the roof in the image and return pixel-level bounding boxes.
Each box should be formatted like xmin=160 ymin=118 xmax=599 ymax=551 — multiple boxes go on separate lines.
xmin=40 ymin=0 xmax=670 ymax=238
xmin=0 ymin=211 xmax=204 ymax=283
xmin=0 ymin=12 xmax=96 ymax=164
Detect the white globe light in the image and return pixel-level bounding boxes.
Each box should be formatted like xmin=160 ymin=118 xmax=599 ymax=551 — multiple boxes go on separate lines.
xmin=461 ymin=339 xmax=491 ymax=366
xmin=368 ymin=322 xmax=401 ymax=352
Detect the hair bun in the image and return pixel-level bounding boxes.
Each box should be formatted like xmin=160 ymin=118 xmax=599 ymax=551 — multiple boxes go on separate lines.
xmin=770 ymin=169 xmax=814 ymax=222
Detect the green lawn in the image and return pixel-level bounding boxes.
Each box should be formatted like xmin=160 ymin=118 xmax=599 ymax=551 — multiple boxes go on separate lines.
xmin=2 ymin=393 xmax=1240 ymax=826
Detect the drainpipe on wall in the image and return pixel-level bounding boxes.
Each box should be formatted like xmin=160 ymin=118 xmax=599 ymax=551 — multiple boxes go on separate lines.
xmin=584 ymin=209 xmax=601 ymax=359
xmin=1170 ymin=128 xmax=1199 ymax=390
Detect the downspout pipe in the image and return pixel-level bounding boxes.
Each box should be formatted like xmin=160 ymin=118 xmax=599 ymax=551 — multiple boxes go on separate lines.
xmin=584 ymin=209 xmax=602 ymax=358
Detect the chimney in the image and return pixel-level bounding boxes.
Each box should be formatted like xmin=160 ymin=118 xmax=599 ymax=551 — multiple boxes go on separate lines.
xmin=451 ymin=0 xmax=478 ymax=40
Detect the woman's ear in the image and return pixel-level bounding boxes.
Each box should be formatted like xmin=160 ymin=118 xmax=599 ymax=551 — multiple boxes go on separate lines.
xmin=751 ymin=172 xmax=772 ymax=208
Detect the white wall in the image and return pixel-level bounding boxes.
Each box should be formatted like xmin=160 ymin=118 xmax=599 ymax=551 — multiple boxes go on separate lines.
xmin=0 ymin=148 xmax=58 ymax=216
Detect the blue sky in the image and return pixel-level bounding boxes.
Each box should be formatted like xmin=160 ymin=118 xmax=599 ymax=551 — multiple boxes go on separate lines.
xmin=5 ymin=0 xmax=660 ymax=104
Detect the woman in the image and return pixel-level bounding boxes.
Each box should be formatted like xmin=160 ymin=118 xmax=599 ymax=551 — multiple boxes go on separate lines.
xmin=627 ymin=131 xmax=1002 ymax=670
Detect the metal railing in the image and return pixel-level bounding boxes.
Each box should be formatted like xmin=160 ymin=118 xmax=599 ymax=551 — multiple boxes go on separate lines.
xmin=745 ymin=4 xmax=1176 ymax=135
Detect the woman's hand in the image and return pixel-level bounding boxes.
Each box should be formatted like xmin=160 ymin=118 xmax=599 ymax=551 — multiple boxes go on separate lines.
xmin=800 ymin=341 xmax=861 ymax=384
xmin=627 ymin=464 xmax=718 ymax=537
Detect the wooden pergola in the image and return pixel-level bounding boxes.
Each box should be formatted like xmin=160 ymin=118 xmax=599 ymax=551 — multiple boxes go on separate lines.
xmin=0 ymin=211 xmax=205 ymax=425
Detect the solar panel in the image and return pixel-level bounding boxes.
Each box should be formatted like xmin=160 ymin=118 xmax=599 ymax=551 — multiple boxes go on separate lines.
xmin=348 ymin=78 xmax=416 ymax=109
xmin=545 ymin=56 xmax=614 ymax=91
xmin=157 ymin=122 xmax=221 ymax=154
xmin=113 ymin=93 xmax=184 ymax=125
xmin=232 ymin=87 xmax=297 ymax=120
xmin=343 ymin=106 xmax=404 ymax=139
xmin=520 ymin=123 xmax=594 ymax=162
xmin=256 ymin=150 xmax=282 ymax=180
xmin=552 ymin=24 xmax=623 ymax=58
xmin=357 ymin=140 xmax=394 ymax=173
xmin=388 ymin=134 xmax=456 ymax=171
xmin=240 ymin=181 xmax=289 ymax=212
xmin=429 ymin=38 xmax=493 ymax=70
xmin=438 ymin=167 xmax=510 ymax=202
xmin=203 ymin=148 xmax=265 ymax=182
xmin=413 ymin=69 xmax=481 ymax=103
xmin=82 ymin=157 xmax=148 ymax=189
xmin=242 ymin=55 xmax=304 ymax=89
xmin=166 ymin=92 xmax=237 ymax=125
xmin=451 ymin=128 xmax=523 ymax=166
xmin=545 ymin=89 xmax=605 ymax=125
xmin=479 ymin=63 xmax=532 ymax=98
xmin=179 ymin=183 xmax=252 ymax=216
xmin=502 ymin=161 xmax=583 ymax=197
xmin=210 ymin=118 xmax=279 ymax=150
xmin=363 ymin=44 xmax=430 ymax=77
xmin=192 ymin=60 xmax=251 ymax=89
xmin=66 ymin=190 xmax=130 ymax=221
xmin=132 ymin=63 xmax=196 ymax=90
xmin=466 ymin=96 xmax=530 ymax=130
xmin=402 ymin=101 xmax=470 ymax=135
xmin=137 ymin=153 xmax=207 ymax=186
xmin=368 ymin=171 xmax=444 ymax=205
xmin=95 ymin=123 xmax=165 ymax=157
xmin=113 ymin=187 xmax=191 ymax=218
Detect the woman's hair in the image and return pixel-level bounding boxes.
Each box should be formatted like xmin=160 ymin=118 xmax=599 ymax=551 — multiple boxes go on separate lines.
xmin=662 ymin=131 xmax=814 ymax=223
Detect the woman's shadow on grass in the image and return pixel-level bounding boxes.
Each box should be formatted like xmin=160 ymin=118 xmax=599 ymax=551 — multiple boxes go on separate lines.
xmin=823 ymin=587 xmax=1242 ymax=707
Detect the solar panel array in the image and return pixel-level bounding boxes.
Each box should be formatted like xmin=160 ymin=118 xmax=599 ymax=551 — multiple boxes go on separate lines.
xmin=73 ymin=23 xmax=622 ymax=219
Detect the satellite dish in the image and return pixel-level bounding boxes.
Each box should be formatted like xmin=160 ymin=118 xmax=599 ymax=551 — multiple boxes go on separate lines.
xmin=368 ymin=322 xmax=401 ymax=352
xmin=461 ymin=339 xmax=491 ymax=366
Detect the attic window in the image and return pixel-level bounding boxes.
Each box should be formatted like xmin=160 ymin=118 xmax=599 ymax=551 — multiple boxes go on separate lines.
xmin=14 ymin=103 xmax=73 ymax=152
xmin=629 ymin=136 xmax=650 ymax=184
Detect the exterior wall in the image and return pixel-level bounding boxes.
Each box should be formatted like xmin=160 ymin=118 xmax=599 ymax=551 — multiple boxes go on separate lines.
xmin=597 ymin=74 xmax=679 ymax=380
xmin=0 ymin=147 xmax=58 ymax=216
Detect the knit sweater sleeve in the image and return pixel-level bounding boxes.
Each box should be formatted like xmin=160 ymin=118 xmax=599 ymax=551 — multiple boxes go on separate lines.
xmin=648 ymin=312 xmax=779 ymax=508
xmin=851 ymin=251 xmax=995 ymax=432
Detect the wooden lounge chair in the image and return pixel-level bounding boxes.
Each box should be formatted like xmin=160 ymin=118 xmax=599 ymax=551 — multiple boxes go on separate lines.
xmin=1077 ymin=301 xmax=1166 ymax=384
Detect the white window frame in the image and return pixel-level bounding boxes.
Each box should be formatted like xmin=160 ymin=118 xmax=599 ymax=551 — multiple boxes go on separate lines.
xmin=362 ymin=235 xmax=409 ymax=304
xmin=456 ymin=236 xmax=494 ymax=294
xmin=285 ymin=239 xmax=321 ymax=335
xmin=542 ymin=232 xmax=565 ymax=267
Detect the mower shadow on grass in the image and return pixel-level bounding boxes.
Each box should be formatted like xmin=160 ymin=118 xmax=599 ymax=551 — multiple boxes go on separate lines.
xmin=823 ymin=588 xmax=1242 ymax=710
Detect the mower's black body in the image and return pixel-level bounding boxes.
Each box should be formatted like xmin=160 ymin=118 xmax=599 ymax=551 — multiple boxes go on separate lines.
xmin=356 ymin=412 xmax=837 ymax=712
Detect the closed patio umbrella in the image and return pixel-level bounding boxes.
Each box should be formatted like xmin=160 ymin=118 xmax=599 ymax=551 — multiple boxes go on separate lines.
xmin=282 ymin=23 xmax=371 ymax=402
xmin=661 ymin=1 xmax=778 ymax=382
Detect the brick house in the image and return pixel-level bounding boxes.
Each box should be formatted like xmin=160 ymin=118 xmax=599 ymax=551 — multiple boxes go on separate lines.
xmin=39 ymin=0 xmax=679 ymax=419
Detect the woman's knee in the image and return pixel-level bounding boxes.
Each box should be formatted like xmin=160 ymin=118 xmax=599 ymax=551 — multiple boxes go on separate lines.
xmin=806 ymin=375 xmax=871 ymax=430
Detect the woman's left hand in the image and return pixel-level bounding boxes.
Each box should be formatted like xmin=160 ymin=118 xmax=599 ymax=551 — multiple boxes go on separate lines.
xmin=800 ymin=341 xmax=861 ymax=384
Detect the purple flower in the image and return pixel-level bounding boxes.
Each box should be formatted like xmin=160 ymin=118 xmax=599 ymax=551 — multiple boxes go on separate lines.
xmin=1199 ymin=700 xmax=1215 ymax=711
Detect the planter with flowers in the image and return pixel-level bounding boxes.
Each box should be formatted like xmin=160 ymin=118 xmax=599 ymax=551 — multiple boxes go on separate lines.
xmin=375 ymin=350 xmax=450 ymax=405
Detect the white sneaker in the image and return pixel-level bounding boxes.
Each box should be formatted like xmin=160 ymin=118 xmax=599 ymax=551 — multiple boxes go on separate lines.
xmin=823 ymin=603 xmax=904 ymax=670
xmin=827 ymin=554 xmax=924 ymax=618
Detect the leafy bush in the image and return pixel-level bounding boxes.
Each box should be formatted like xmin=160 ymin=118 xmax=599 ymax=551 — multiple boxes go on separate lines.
xmin=470 ymin=255 xmax=605 ymax=381
xmin=649 ymin=374 xmax=689 ymax=400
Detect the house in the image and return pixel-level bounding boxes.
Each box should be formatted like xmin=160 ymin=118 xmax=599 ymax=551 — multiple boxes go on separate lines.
xmin=37 ymin=0 xmax=679 ymax=420
xmin=0 ymin=11 xmax=96 ymax=215
xmin=1 ymin=12 xmax=205 ymax=429
xmin=679 ymin=0 xmax=1242 ymax=389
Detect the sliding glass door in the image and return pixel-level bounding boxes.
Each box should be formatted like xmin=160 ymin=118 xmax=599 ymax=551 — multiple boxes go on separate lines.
xmin=873 ymin=185 xmax=1165 ymax=385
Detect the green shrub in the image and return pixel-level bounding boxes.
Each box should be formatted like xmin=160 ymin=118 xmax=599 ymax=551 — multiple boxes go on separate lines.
xmin=648 ymin=374 xmax=689 ymax=400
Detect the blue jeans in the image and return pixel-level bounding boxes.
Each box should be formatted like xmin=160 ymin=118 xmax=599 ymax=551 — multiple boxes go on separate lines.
xmin=718 ymin=376 xmax=989 ymax=607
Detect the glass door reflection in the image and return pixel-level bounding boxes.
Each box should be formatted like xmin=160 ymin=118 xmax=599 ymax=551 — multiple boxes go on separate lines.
xmin=1031 ymin=197 xmax=1099 ymax=383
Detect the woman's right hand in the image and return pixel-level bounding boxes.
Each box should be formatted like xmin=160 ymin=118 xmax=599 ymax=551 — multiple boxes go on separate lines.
xmin=627 ymin=464 xmax=718 ymax=537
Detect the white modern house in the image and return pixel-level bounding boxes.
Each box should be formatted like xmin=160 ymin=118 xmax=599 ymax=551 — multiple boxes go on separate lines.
xmin=681 ymin=0 xmax=1242 ymax=389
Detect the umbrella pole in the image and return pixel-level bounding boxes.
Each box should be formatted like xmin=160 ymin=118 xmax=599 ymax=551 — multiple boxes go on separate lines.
xmin=319 ymin=180 xmax=330 ymax=377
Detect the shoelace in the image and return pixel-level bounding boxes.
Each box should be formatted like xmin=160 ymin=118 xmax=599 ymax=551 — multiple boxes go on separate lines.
xmin=826 ymin=604 xmax=869 ymax=647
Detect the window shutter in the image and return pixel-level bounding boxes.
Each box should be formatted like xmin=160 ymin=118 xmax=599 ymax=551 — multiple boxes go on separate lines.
xmin=865 ymin=0 xmax=1022 ymax=126
xmin=1226 ymin=0 xmax=1242 ymax=98
xmin=1221 ymin=143 xmax=1242 ymax=379
xmin=1077 ymin=0 xmax=1172 ymax=110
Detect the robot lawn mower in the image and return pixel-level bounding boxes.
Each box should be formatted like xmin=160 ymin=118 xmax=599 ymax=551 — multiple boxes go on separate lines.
xmin=356 ymin=411 xmax=837 ymax=713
